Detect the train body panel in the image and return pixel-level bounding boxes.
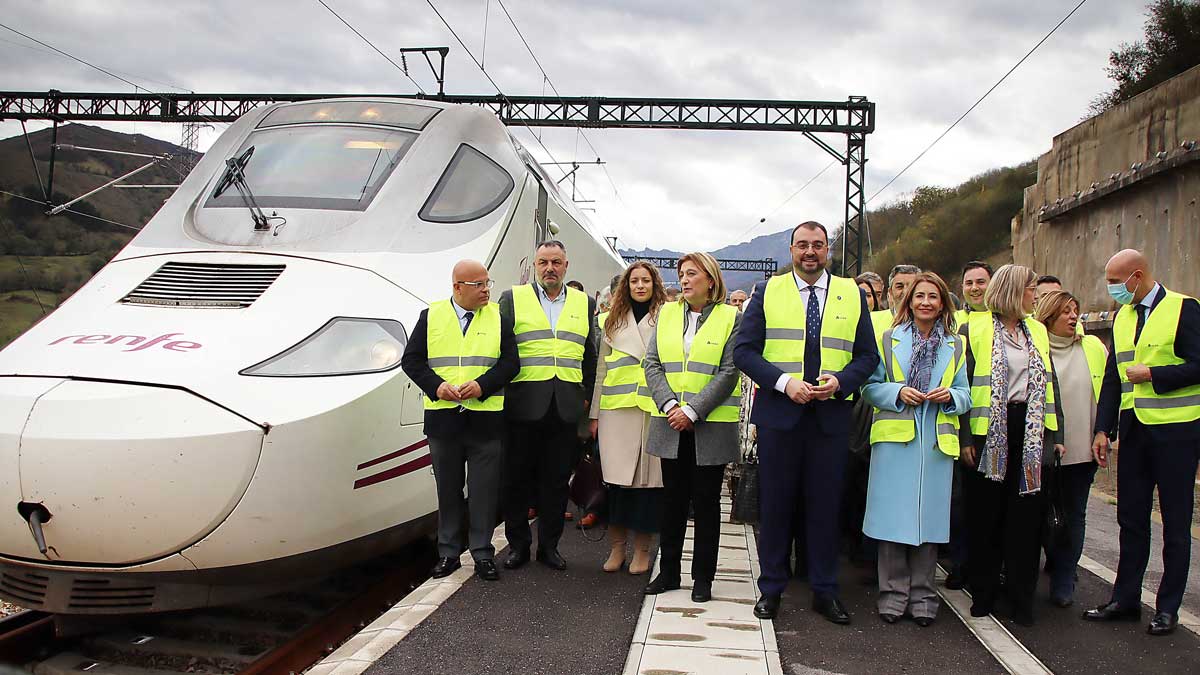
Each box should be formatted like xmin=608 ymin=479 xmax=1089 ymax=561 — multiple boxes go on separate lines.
xmin=0 ymin=96 xmax=624 ymax=613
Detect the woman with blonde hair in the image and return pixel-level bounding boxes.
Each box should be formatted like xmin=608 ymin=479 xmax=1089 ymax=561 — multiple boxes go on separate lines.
xmin=960 ymin=263 xmax=1063 ymax=626
xmin=861 ymin=272 xmax=971 ymax=626
xmin=589 ymin=261 xmax=668 ymax=574
xmin=641 ymin=252 xmax=742 ymax=603
xmin=1035 ymin=289 xmax=1107 ymax=607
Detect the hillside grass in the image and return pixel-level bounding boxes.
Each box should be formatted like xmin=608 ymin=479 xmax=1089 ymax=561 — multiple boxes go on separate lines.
xmin=0 ymin=290 xmax=60 ymax=347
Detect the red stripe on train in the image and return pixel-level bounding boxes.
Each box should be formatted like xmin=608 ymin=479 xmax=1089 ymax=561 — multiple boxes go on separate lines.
xmin=357 ymin=438 xmax=430 ymax=471
xmin=353 ymin=453 xmax=433 ymax=490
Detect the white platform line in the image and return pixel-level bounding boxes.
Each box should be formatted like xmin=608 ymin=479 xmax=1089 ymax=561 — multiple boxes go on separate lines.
xmin=623 ymin=497 xmax=781 ymax=675
xmin=305 ymin=526 xmax=507 ymax=675
xmin=935 ymin=564 xmax=1053 ymax=675
xmin=1077 ymin=554 xmax=1200 ymax=637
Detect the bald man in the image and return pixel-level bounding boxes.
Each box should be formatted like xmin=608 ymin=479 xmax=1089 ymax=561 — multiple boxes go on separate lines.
xmin=1082 ymin=249 xmax=1200 ymax=636
xmin=401 ymin=260 xmax=519 ymax=582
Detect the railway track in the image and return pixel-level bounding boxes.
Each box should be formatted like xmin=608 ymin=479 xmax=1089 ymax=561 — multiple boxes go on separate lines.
xmin=0 ymin=543 xmax=434 ymax=675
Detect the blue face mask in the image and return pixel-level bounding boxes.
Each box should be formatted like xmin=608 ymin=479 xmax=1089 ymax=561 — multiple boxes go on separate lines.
xmin=1107 ymin=271 xmax=1137 ymax=305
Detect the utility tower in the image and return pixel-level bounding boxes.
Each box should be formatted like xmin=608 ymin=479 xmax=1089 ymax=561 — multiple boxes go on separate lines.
xmin=177 ymin=121 xmax=209 ymax=177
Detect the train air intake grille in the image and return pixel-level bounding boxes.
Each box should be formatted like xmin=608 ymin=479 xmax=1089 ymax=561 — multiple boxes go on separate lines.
xmin=0 ymin=570 xmax=48 ymax=607
xmin=68 ymin=579 xmax=155 ymax=610
xmin=121 ymin=261 xmax=285 ymax=308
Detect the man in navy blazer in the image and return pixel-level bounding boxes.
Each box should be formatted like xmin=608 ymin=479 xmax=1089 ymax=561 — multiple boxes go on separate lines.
xmin=734 ymin=221 xmax=879 ymax=623
xmin=1083 ymin=249 xmax=1200 ymax=636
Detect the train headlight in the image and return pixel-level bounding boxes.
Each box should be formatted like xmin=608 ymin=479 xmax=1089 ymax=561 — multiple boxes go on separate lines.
xmin=241 ymin=317 xmax=407 ymax=377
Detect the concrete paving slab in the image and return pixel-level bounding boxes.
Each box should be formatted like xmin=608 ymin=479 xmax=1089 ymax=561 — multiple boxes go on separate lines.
xmin=636 ymin=644 xmax=770 ymax=675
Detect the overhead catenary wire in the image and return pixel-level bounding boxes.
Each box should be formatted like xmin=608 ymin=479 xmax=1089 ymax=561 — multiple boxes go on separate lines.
xmin=422 ymin=0 xmax=571 ymax=176
xmin=315 ymin=0 xmax=426 ymax=95
xmin=731 ymin=159 xmax=838 ymax=246
xmin=0 ymin=189 xmax=140 ymax=231
xmin=866 ymin=0 xmax=1089 ymax=206
xmin=491 ymin=0 xmax=641 ymax=241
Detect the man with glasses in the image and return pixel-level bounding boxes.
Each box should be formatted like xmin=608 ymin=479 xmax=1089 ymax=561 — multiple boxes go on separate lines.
xmin=735 ymin=222 xmax=880 ymax=623
xmin=401 ymin=259 xmax=519 ymax=582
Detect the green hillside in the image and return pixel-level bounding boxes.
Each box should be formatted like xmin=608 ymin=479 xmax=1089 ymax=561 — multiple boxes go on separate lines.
xmin=0 ymin=124 xmax=194 ymax=347
xmin=850 ymin=160 xmax=1033 ymax=284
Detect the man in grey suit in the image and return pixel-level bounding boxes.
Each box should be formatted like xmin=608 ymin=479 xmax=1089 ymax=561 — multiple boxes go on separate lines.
xmin=498 ymin=241 xmax=599 ymax=571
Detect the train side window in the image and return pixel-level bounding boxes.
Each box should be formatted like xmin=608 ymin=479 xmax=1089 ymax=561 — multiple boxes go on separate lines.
xmin=419 ymin=144 xmax=515 ymax=223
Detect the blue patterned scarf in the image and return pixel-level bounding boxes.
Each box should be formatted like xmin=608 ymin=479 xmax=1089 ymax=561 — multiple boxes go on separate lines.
xmin=978 ymin=316 xmax=1047 ymax=494
xmin=906 ymin=321 xmax=943 ymax=393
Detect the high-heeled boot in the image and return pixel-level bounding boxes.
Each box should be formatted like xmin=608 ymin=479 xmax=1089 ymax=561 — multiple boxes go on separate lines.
xmin=628 ymin=531 xmax=653 ymax=575
xmin=603 ymin=525 xmax=628 ymax=572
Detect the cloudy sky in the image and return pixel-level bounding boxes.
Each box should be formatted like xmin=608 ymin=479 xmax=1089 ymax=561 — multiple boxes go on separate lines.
xmin=0 ymin=0 xmax=1147 ymax=250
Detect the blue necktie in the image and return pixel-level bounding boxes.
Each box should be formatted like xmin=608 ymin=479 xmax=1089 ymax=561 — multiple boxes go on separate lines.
xmin=462 ymin=311 xmax=474 ymax=335
xmin=804 ymin=286 xmax=821 ymax=384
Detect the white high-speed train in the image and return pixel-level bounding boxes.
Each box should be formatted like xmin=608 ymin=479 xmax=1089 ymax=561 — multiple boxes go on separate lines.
xmin=0 ymin=98 xmax=624 ymax=613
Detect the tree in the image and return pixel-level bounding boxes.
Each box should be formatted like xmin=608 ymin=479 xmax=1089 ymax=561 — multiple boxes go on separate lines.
xmin=1091 ymin=0 xmax=1200 ymax=113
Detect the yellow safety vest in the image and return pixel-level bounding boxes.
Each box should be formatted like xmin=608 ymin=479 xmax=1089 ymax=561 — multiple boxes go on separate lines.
xmin=871 ymin=309 xmax=894 ymax=343
xmin=966 ymin=312 xmax=1059 ymax=435
xmin=595 ymin=311 xmax=649 ymax=411
xmin=511 ymin=284 xmax=590 ymax=383
xmin=1112 ymin=291 xmax=1200 ymax=425
xmin=1080 ymin=334 xmax=1107 ymax=402
xmin=424 ymin=300 xmax=504 ymax=412
xmin=869 ymin=326 xmax=965 ymax=457
xmin=651 ymin=302 xmax=741 ymax=422
xmin=762 ymin=273 xmax=863 ymax=398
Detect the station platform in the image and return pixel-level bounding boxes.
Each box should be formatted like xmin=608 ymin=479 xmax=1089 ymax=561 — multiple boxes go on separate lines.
xmin=308 ymin=491 xmax=1200 ymax=675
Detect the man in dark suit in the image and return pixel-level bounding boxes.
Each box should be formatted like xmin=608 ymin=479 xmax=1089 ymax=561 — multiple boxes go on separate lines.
xmin=401 ymin=259 xmax=519 ymax=582
xmin=734 ymin=221 xmax=880 ymax=623
xmin=498 ymin=240 xmax=598 ymax=571
xmin=1084 ymin=249 xmax=1200 ymax=636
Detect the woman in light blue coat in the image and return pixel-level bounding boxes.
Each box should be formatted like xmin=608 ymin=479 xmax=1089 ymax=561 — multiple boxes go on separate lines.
xmin=861 ymin=272 xmax=971 ymax=626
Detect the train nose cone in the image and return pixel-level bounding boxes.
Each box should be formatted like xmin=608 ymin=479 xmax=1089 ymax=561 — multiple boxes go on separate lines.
xmin=1 ymin=379 xmax=263 ymax=565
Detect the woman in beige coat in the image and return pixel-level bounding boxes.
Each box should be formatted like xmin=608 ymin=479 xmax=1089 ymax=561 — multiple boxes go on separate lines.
xmin=589 ymin=261 xmax=666 ymax=574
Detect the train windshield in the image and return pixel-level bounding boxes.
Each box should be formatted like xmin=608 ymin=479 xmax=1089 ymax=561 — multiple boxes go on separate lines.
xmin=204 ymin=125 xmax=418 ymax=211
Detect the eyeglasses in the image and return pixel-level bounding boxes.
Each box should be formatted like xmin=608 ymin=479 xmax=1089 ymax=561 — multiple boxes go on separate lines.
xmin=456 ymin=279 xmax=495 ymax=289
xmin=791 ymin=242 xmax=827 ymax=252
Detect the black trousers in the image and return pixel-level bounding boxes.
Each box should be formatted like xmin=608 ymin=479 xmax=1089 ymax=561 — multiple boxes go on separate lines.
xmin=1112 ymin=421 xmax=1200 ymax=616
xmin=429 ymin=432 xmax=502 ymax=561
xmin=503 ymin=406 xmax=577 ymax=553
xmin=658 ymin=431 xmax=725 ymax=584
xmin=965 ymin=404 xmax=1046 ymax=622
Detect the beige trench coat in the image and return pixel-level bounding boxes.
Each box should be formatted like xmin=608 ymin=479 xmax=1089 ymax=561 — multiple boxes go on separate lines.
xmin=589 ymin=310 xmax=663 ymax=488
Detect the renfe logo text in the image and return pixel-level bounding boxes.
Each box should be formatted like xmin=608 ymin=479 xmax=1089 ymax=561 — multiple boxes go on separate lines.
xmin=48 ymin=333 xmax=203 ymax=352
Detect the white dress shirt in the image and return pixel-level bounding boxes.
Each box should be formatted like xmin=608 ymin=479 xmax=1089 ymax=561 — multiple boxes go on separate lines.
xmin=450 ymin=299 xmax=473 ymax=334
xmin=774 ymin=270 xmax=830 ymax=393
xmin=535 ymin=282 xmax=568 ymax=330
xmin=664 ymin=307 xmax=706 ymax=422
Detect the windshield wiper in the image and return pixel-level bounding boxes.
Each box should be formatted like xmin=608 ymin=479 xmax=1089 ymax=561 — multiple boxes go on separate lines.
xmin=214 ymin=146 xmax=283 ymax=233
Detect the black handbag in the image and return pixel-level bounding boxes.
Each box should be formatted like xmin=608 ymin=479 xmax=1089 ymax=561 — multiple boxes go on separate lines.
xmin=569 ymin=441 xmax=607 ymax=515
xmin=730 ymin=448 xmax=760 ymax=525
xmin=1042 ymin=454 xmax=1067 ymax=550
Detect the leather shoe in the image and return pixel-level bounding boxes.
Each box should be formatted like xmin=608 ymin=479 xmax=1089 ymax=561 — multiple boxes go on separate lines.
xmin=691 ymin=581 xmax=712 ymax=603
xmin=475 ymin=559 xmax=499 ymax=581
xmin=753 ymin=594 xmax=781 ymax=619
xmin=503 ymin=548 xmax=530 ymax=570
xmin=536 ymin=548 xmax=567 ymax=570
xmin=430 ymin=556 xmax=461 ymax=578
xmin=879 ymin=612 xmax=900 ymax=624
xmin=644 ymin=574 xmax=681 ymax=595
xmin=813 ymin=594 xmax=851 ymax=625
xmin=1082 ymin=601 xmax=1140 ymax=622
xmin=1148 ymin=612 xmax=1178 ymax=636
xmin=913 ymin=616 xmax=934 ymax=628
